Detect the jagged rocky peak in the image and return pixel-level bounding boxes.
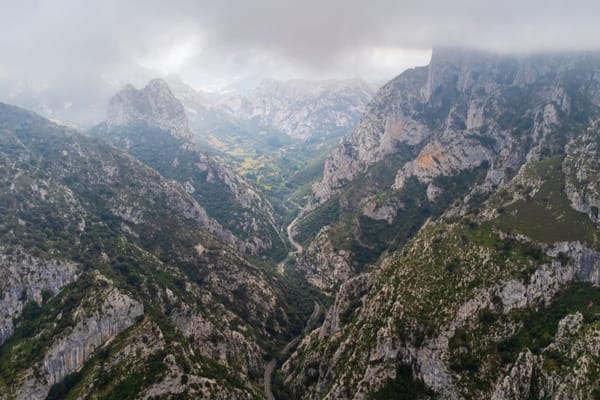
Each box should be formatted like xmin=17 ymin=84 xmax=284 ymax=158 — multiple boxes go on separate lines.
xmin=311 ymin=48 xmax=600 ymax=207
xmin=297 ymin=48 xmax=600 ymax=292
xmin=214 ymin=77 xmax=375 ymax=140
xmin=107 ymin=78 xmax=193 ymax=139
xmin=250 ymin=78 xmax=373 ymax=102
xmin=422 ymin=47 xmax=521 ymax=97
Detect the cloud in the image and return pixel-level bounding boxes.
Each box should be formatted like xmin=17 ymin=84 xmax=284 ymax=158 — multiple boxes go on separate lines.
xmin=1 ymin=0 xmax=599 ymax=124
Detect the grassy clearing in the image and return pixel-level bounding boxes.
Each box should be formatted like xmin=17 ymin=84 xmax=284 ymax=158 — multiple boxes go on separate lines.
xmin=495 ymin=156 xmax=599 ymax=246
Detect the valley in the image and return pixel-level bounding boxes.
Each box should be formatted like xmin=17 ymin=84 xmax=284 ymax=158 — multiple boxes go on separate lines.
xmin=1 ymin=48 xmax=600 ymax=400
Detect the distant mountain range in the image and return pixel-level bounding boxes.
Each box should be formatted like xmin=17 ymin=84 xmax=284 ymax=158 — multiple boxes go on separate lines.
xmin=162 ymin=76 xmax=375 ymax=142
xmin=1 ymin=76 xmax=376 ymax=141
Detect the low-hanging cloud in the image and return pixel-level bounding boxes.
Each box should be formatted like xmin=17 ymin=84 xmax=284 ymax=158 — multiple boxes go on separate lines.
xmin=1 ymin=0 xmax=599 ymax=125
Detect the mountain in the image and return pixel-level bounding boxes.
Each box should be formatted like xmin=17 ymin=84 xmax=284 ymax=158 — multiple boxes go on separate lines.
xmin=0 ymin=102 xmax=319 ymax=399
xmin=167 ymin=77 xmax=374 ymax=142
xmin=164 ymin=77 xmax=375 ymax=235
xmin=106 ymin=79 xmax=193 ymax=140
xmin=281 ymin=49 xmax=600 ymax=399
xmin=294 ymin=48 xmax=600 ymax=290
xmin=4 ymin=48 xmax=600 ymax=400
xmin=92 ymin=79 xmax=287 ymax=260
xmin=215 ymin=78 xmax=375 ymax=141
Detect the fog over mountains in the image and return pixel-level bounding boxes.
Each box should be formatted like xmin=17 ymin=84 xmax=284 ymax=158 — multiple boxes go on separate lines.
xmin=2 ymin=2 xmax=600 ymax=399
xmin=4 ymin=0 xmax=600 ymax=128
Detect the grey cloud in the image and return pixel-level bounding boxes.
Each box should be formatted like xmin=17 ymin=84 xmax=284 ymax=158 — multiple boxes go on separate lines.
xmin=1 ymin=0 xmax=599 ymax=125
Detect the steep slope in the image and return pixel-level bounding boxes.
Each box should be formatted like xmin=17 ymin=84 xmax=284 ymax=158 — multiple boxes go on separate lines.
xmin=92 ymin=79 xmax=287 ymax=260
xmin=0 ymin=103 xmax=311 ymax=399
xmin=283 ymin=151 xmax=600 ymax=400
xmin=295 ymin=49 xmax=600 ymax=290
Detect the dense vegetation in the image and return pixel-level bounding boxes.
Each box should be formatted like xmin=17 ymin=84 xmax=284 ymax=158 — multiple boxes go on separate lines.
xmin=0 ymin=104 xmax=323 ymax=398
xmin=91 ymin=122 xmax=288 ymax=261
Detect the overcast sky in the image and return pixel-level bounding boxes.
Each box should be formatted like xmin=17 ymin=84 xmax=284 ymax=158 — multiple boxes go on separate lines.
xmin=1 ymin=0 xmax=599 ymax=124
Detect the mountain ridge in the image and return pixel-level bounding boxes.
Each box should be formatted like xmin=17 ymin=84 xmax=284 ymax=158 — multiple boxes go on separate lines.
xmin=280 ymin=48 xmax=600 ymax=399
xmin=0 ymin=101 xmax=313 ymax=399
xmin=294 ymin=48 xmax=600 ymax=290
xmin=92 ymin=80 xmax=287 ymax=259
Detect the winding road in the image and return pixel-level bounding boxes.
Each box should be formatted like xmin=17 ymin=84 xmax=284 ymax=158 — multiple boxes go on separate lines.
xmin=264 ymin=301 xmax=321 ymax=400
xmin=264 ymin=359 xmax=277 ymax=400
xmin=276 ymin=215 xmax=304 ymax=274
xmin=286 ymin=215 xmax=304 ymax=255
xmin=266 ymin=213 xmax=315 ymax=399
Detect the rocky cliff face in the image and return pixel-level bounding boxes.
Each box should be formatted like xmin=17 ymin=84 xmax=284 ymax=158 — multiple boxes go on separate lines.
xmin=14 ymin=274 xmax=143 ymax=400
xmin=296 ymin=49 xmax=600 ymax=291
xmin=313 ymin=50 xmax=600 ymax=207
xmin=563 ymin=122 xmax=600 ymax=224
xmin=0 ymin=250 xmax=78 ymax=344
xmin=107 ymin=79 xmax=193 ymax=139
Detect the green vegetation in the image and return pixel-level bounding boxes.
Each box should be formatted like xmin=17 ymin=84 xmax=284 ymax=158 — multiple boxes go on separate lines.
xmin=500 ymin=284 xmax=600 ymax=361
xmin=47 ymin=371 xmax=83 ymax=400
xmin=96 ymin=350 xmax=169 ymax=399
xmin=294 ymin=197 xmax=341 ymax=245
xmin=447 ymin=283 xmax=600 ymax=395
xmin=191 ymin=116 xmax=340 ymax=229
xmin=369 ymin=365 xmax=432 ymax=400
xmin=278 ymin=264 xmax=329 ymax=340
xmin=0 ymin=276 xmax=95 ymax=386
xmin=495 ymin=156 xmax=599 ymax=246
xmin=94 ymin=123 xmax=288 ymax=260
xmin=388 ymin=226 xmax=537 ymax=338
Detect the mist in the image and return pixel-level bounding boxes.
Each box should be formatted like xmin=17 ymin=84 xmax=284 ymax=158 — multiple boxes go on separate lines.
xmin=1 ymin=0 xmax=599 ymax=125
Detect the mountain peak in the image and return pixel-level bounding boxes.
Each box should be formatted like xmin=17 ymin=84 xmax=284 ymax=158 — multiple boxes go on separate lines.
xmin=145 ymin=78 xmax=171 ymax=92
xmin=106 ymin=79 xmax=193 ymax=139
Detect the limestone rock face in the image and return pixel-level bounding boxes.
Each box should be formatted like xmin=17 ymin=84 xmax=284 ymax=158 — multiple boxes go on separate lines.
xmin=16 ymin=275 xmax=143 ymax=400
xmin=107 ymin=79 xmax=193 ymax=139
xmin=297 ymin=48 xmax=600 ymax=293
xmin=0 ymin=250 xmax=78 ymax=344
xmin=311 ymin=50 xmax=600 ymax=208
xmin=361 ymin=196 xmax=403 ymax=223
xmin=296 ymin=226 xmax=353 ymax=290
xmin=491 ymin=350 xmax=536 ymax=400
xmin=310 ymin=67 xmax=430 ymax=206
xmin=564 ymin=125 xmax=600 ymax=224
